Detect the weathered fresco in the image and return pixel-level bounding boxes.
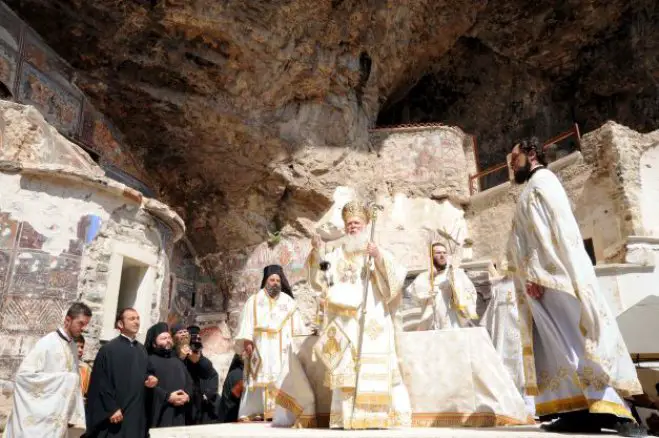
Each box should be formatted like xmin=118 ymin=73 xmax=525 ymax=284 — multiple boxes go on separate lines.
xmin=0 ymin=3 xmax=150 ymax=194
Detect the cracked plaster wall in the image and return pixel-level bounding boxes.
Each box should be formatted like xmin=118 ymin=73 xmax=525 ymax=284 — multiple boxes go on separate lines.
xmin=0 ymin=100 xmax=187 ymax=427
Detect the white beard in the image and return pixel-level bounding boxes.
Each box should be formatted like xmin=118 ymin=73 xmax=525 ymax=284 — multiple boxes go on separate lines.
xmin=343 ymin=230 xmax=368 ymax=253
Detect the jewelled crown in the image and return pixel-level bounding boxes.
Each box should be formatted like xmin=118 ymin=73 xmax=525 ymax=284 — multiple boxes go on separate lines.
xmin=341 ymin=201 xmax=370 ymax=224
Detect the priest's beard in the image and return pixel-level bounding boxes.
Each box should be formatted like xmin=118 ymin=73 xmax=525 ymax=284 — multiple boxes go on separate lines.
xmin=266 ymin=283 xmax=281 ymax=298
xmin=344 ymin=230 xmax=369 ymax=253
xmin=433 ymin=260 xmax=447 ymax=272
xmin=513 ymin=160 xmax=532 ymax=184
xmin=154 ymin=345 xmax=172 ymax=357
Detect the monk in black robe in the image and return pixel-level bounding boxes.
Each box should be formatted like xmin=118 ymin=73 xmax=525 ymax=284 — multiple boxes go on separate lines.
xmin=144 ymin=322 xmax=193 ymax=429
xmin=85 ymin=308 xmax=158 ymax=438
xmin=218 ymin=354 xmax=245 ymax=423
xmin=185 ymin=325 xmax=220 ymax=424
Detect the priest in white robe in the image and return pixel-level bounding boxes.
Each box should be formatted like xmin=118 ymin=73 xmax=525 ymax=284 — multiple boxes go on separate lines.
xmin=407 ymin=242 xmax=477 ymax=330
xmin=305 ymin=200 xmax=412 ymax=429
xmin=3 ymin=302 xmax=91 ymax=438
xmin=479 ymin=274 xmax=536 ymax=417
xmin=234 ymin=264 xmax=306 ymax=422
xmin=505 ymin=138 xmax=644 ymax=436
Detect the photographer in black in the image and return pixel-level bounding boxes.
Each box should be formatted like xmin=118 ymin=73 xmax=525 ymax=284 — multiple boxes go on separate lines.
xmin=177 ymin=325 xmax=221 ymax=425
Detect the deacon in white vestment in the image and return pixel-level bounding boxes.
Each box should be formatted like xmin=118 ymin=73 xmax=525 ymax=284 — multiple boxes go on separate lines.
xmin=3 ymin=302 xmax=92 ymax=438
xmin=479 ymin=274 xmax=536 ymax=417
xmin=234 ymin=264 xmax=306 ymax=422
xmin=505 ymin=138 xmax=644 ymax=435
xmin=407 ymin=242 xmax=477 ymax=330
xmin=306 ymin=201 xmax=412 ymax=429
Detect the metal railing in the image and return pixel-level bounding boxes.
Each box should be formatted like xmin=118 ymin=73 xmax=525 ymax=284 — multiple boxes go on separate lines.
xmin=468 ymin=123 xmax=582 ymax=195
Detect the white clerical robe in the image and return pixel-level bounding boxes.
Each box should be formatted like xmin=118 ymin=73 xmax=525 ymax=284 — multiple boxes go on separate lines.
xmin=234 ymin=289 xmax=305 ymax=420
xmin=479 ymin=276 xmax=536 ymax=416
xmin=3 ymin=329 xmax=85 ymax=438
xmin=304 ymin=245 xmax=412 ymax=429
xmin=407 ymin=266 xmax=477 ymax=330
xmin=504 ymin=168 xmax=642 ymax=418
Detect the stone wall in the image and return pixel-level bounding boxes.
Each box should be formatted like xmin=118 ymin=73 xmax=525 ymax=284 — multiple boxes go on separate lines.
xmin=369 ymin=125 xmax=477 ymax=202
xmin=640 ymin=145 xmax=659 ymax=237
xmin=0 ymin=101 xmax=186 ymax=425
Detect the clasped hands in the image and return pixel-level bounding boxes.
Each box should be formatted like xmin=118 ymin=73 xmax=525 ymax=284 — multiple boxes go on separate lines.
xmin=168 ymin=389 xmax=190 ymax=406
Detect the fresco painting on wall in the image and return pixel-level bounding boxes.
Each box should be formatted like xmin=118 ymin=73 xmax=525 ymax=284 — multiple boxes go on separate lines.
xmin=0 ymin=211 xmax=104 ymax=335
xmin=11 ymin=251 xmax=80 ymax=299
xmin=0 ymin=6 xmax=19 ymax=95
xmin=0 ymin=3 xmax=150 ymax=195
xmin=0 ymin=296 xmax=67 ymax=333
xmin=0 ymin=41 xmax=17 ymax=93
xmin=18 ymin=63 xmax=82 ymax=137
xmin=221 ymin=237 xmax=312 ymax=312
xmin=83 ymin=110 xmax=122 ymax=160
xmin=166 ymin=243 xmax=199 ymax=326
xmin=23 ymin=31 xmax=75 ymax=90
xmin=0 ymin=213 xmax=19 ymax=250
xmin=0 ymin=251 xmax=9 ymax=296
xmin=197 ymin=278 xmax=222 ymax=313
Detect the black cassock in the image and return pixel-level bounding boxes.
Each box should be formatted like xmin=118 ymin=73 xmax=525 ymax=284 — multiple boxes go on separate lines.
xmin=217 ymin=355 xmax=244 ymax=423
xmin=85 ymin=335 xmax=150 ymax=438
xmin=185 ymin=355 xmax=220 ymax=424
xmin=146 ymin=350 xmax=193 ymax=428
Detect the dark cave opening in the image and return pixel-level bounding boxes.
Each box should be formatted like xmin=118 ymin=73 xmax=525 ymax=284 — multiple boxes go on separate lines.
xmin=374 ymin=25 xmax=659 ymax=183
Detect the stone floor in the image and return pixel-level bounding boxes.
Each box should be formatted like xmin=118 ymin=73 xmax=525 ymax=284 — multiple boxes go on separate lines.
xmin=149 ymin=423 xmax=619 ymax=438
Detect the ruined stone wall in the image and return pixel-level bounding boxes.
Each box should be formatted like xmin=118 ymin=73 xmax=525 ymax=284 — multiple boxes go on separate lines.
xmin=0 ymin=3 xmax=151 ymax=195
xmin=0 ymin=101 xmax=186 ymax=425
xmin=466 ymin=122 xmax=659 ymax=266
xmin=369 ymin=125 xmax=476 ymax=202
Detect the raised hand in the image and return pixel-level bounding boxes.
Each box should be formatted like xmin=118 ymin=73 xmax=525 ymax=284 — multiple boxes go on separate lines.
xmin=244 ymin=341 xmax=254 ymax=357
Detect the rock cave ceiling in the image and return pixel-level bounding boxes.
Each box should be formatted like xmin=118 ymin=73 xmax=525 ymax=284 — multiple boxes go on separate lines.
xmin=6 ymin=0 xmax=659 ymax=260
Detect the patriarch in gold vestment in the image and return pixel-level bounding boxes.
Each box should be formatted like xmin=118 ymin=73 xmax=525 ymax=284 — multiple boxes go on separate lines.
xmin=305 ymin=201 xmax=412 ymax=429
